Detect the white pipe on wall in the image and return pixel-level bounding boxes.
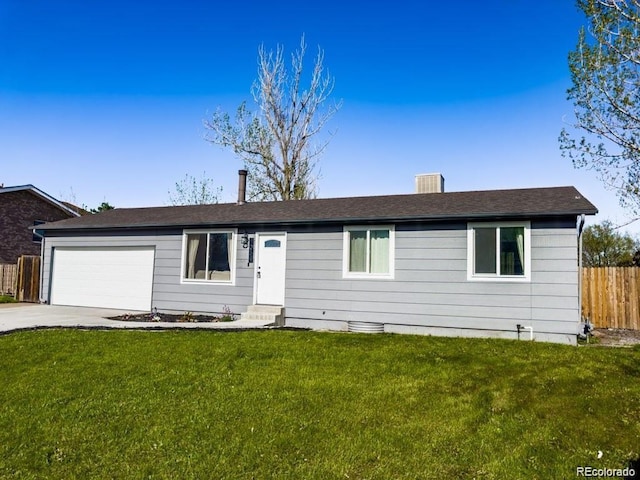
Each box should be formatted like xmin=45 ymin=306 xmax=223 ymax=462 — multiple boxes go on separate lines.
xmin=578 ymin=214 xmax=586 ymax=324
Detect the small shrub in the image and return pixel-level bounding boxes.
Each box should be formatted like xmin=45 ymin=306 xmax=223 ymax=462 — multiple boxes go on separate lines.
xmin=0 ymin=295 xmax=16 ymax=303
xmin=217 ymin=305 xmax=236 ymax=322
xmin=179 ymin=311 xmax=195 ymax=323
xmin=149 ymin=307 xmax=161 ymax=322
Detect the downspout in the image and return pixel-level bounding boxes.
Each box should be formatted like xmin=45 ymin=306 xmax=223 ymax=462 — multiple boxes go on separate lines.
xmin=39 ymin=234 xmax=46 ymax=304
xmin=577 ymin=214 xmax=586 ymax=324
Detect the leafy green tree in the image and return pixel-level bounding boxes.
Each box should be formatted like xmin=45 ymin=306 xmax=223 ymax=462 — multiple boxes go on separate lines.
xmin=204 ymin=36 xmax=341 ymax=201
xmin=582 ymin=220 xmax=639 ymax=266
xmin=89 ymin=202 xmax=115 ymax=214
xmin=560 ymin=0 xmax=640 ymax=214
xmin=168 ymin=172 xmax=222 ymax=206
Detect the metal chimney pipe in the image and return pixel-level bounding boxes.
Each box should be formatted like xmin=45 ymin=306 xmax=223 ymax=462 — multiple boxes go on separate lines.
xmin=237 ymin=169 xmax=247 ymax=205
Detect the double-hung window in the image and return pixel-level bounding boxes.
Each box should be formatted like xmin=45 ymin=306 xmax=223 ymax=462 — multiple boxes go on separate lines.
xmin=182 ymin=230 xmax=236 ymax=283
xmin=343 ymin=226 xmax=394 ymax=278
xmin=467 ymin=222 xmax=530 ymax=281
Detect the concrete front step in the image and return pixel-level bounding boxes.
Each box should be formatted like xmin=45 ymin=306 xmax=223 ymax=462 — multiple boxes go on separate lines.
xmin=240 ymin=305 xmax=284 ymax=326
xmin=245 ymin=305 xmax=284 ymax=314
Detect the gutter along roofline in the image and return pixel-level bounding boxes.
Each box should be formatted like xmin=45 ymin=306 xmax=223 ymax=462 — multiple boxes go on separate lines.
xmin=37 ymin=211 xmax=595 ymax=234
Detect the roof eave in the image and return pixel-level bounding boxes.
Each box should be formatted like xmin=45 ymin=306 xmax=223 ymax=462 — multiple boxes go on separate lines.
xmin=39 ymin=209 xmax=597 ymax=233
xmin=1 ymin=184 xmax=81 ymax=218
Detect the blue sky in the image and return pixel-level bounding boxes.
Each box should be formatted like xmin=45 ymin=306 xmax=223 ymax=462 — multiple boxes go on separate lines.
xmin=0 ymin=1 xmax=633 ymax=231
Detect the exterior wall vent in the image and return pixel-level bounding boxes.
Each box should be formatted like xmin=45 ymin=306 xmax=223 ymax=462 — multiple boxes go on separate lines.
xmin=348 ymin=321 xmax=384 ymax=333
xmin=415 ymin=173 xmax=445 ymax=194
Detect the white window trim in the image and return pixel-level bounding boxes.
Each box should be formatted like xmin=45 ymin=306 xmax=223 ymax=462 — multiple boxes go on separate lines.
xmin=180 ymin=229 xmax=237 ymax=285
xmin=343 ymin=225 xmax=395 ymax=279
xmin=467 ymin=221 xmax=531 ymax=282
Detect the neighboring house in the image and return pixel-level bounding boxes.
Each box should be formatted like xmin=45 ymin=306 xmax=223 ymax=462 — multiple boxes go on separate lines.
xmin=37 ymin=173 xmax=597 ymax=345
xmin=0 ymin=185 xmax=81 ymax=264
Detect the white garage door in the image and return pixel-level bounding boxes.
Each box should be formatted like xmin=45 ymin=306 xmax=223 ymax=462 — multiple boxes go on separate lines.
xmin=50 ymin=247 xmax=155 ymax=311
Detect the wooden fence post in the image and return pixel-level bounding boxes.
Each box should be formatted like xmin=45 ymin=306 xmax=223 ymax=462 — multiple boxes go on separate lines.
xmin=16 ymin=255 xmax=41 ymax=303
xmin=0 ymin=263 xmax=18 ymax=296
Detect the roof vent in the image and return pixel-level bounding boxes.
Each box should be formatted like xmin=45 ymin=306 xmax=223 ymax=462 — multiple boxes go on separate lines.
xmin=415 ymin=173 xmax=444 ymax=194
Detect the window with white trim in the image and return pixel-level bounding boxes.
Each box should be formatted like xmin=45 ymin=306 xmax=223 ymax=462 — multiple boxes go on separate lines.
xmin=467 ymin=222 xmax=530 ymax=281
xmin=343 ymin=226 xmax=394 ymax=278
xmin=182 ymin=230 xmax=236 ymax=283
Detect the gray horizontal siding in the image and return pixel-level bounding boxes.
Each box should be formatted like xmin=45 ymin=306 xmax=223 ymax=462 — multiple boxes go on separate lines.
xmin=285 ymin=297 xmax=580 ymax=324
xmin=531 ymin=259 xmax=578 ymax=272
xmin=43 ymin=232 xmax=254 ymax=315
xmin=41 ymin=217 xmax=581 ymax=343
xmin=284 ymin=220 xmax=580 ymax=340
xmin=285 ymin=289 xmax=576 ymax=313
xmin=286 ymin=277 xmax=577 ymax=296
xmin=285 ymin=308 xmax=577 ymax=335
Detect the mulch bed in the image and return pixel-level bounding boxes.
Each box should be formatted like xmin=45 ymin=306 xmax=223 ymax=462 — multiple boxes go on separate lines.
xmin=108 ymin=313 xmax=232 ymax=323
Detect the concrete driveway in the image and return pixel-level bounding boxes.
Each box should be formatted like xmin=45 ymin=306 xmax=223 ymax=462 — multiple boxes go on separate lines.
xmin=0 ymin=304 xmax=274 ymax=333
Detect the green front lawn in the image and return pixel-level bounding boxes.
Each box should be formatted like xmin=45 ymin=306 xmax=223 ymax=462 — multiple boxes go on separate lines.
xmin=0 ymin=330 xmax=638 ymax=479
xmin=0 ymin=295 xmax=16 ymax=303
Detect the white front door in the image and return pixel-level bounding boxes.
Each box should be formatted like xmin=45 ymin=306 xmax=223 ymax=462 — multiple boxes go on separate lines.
xmin=255 ymin=233 xmax=286 ymax=305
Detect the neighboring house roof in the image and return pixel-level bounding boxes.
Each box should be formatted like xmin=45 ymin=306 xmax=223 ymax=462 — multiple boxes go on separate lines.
xmin=38 ymin=186 xmax=597 ymax=232
xmin=0 ymin=185 xmax=81 ymax=218
xmin=61 ymin=201 xmax=91 ymax=216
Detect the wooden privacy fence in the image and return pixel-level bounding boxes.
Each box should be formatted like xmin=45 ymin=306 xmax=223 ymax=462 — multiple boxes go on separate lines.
xmin=0 ymin=263 xmax=17 ymax=296
xmin=16 ymin=255 xmax=41 ymax=303
xmin=582 ymin=267 xmax=640 ymax=330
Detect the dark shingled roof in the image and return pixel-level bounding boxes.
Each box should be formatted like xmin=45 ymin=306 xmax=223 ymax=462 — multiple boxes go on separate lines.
xmin=38 ymin=186 xmax=598 ymax=231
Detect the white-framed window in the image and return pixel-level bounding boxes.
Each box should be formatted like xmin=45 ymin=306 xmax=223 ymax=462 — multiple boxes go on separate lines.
xmin=343 ymin=225 xmax=394 ymax=278
xmin=467 ymin=221 xmax=531 ymax=281
xmin=182 ymin=229 xmax=236 ymax=284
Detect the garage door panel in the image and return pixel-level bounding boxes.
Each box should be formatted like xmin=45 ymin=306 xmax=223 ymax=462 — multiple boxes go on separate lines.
xmin=51 ymin=247 xmax=155 ymax=311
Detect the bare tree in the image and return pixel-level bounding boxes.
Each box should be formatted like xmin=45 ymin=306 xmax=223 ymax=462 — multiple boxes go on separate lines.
xmin=59 ymin=187 xmax=110 ymax=214
xmin=168 ymin=172 xmax=222 ymax=206
xmin=204 ymin=36 xmax=341 ymax=201
xmin=560 ymin=0 xmax=640 ymax=215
